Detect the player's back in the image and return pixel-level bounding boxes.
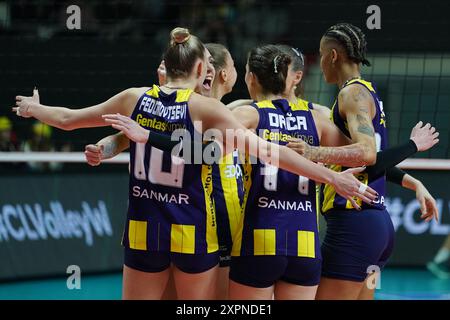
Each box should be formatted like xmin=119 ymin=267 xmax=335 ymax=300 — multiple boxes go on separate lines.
xmin=123 ymin=85 xmax=219 ymax=255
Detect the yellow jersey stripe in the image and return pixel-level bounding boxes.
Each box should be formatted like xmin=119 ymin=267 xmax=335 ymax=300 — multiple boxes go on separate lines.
xmin=322 ymin=164 xmax=342 ymax=213
xmin=255 ymin=100 xmax=277 ymax=109
xmin=218 ymin=153 xmax=242 ymax=242
xmin=347 ymin=79 xmax=375 ymax=92
xmin=145 ymin=84 xmax=160 ymax=98
xmin=175 ymin=89 xmax=194 ymax=103
xmin=201 ymin=164 xmax=219 ymax=253
xmin=345 ymin=172 xmax=369 ymax=209
xmin=292 ymin=98 xmax=310 ymax=111
xmin=231 ymin=154 xmax=252 ymax=256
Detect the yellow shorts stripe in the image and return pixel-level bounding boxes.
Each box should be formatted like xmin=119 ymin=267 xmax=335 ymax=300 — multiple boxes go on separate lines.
xmin=254 ymin=229 xmax=276 ymax=255
xmin=171 ymin=224 xmax=196 ymax=254
xmin=128 ymin=220 xmax=147 ymax=250
xmin=297 ymin=230 xmax=315 ymax=258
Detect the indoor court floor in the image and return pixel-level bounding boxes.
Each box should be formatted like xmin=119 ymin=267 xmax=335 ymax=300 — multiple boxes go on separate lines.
xmin=0 ymin=268 xmax=448 ymax=300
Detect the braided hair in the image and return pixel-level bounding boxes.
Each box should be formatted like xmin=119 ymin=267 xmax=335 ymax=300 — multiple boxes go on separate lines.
xmin=323 ymin=23 xmax=371 ymax=66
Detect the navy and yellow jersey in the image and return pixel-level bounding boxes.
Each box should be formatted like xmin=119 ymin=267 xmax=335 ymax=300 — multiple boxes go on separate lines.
xmin=212 ymin=150 xmax=245 ymax=255
xmin=322 ymin=78 xmax=388 ymax=213
xmin=231 ymin=99 xmax=321 ymax=258
xmin=122 ymin=85 xmax=219 ymax=255
xmin=298 ymin=98 xmax=315 ymax=111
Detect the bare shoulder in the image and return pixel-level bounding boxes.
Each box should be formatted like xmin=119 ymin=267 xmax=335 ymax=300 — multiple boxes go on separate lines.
xmin=310 ymin=103 xmax=331 ymax=118
xmin=189 ymin=92 xmax=223 ymax=109
xmin=226 ymin=99 xmax=254 ymax=110
xmin=232 ymin=105 xmax=258 ymax=117
xmin=338 ymin=83 xmax=372 ymax=104
xmin=310 ymin=108 xmax=327 ymax=122
xmin=232 ymin=105 xmax=259 ymax=129
xmin=124 ymin=87 xmax=151 ymax=99
xmin=187 ymin=92 xmax=227 ymax=122
xmin=338 ymin=83 xmax=375 ymax=116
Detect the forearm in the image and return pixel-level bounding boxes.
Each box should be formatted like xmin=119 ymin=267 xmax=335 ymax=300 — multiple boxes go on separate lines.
xmin=245 ymin=133 xmax=335 ymax=185
xmin=29 ymin=104 xmax=76 ymax=130
xmin=142 ymin=130 xmax=221 ymax=162
xmin=401 ymin=173 xmax=422 ymax=191
xmin=278 ymin=145 xmax=336 ymax=184
xmin=386 ymin=166 xmax=421 ymax=191
xmin=97 ymin=132 xmax=130 ymax=160
xmin=29 ymin=103 xmax=109 ymax=130
xmin=303 ymin=142 xmax=371 ymax=167
xmin=365 ymin=140 xmax=418 ymax=180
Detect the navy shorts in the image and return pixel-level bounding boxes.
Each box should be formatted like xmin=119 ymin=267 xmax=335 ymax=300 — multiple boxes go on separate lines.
xmin=124 ymin=248 xmax=220 ymax=274
xmin=218 ymin=245 xmax=231 ymax=268
xmin=321 ymin=208 xmax=395 ymax=282
xmin=229 ymin=255 xmax=321 ymax=288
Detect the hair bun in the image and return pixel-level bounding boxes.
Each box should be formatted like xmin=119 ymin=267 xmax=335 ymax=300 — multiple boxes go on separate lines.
xmin=170 ymin=27 xmax=191 ymax=46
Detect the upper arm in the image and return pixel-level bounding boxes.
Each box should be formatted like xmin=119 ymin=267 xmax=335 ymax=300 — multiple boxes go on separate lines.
xmin=311 ymin=109 xmax=351 ymax=147
xmin=64 ymin=87 xmax=146 ymax=129
xmin=189 ymin=94 xmax=259 ymax=131
xmin=338 ymin=84 xmax=377 ymax=149
xmin=188 ymin=94 xmax=259 ymax=155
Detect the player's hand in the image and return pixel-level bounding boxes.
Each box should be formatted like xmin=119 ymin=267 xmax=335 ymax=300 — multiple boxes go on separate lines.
xmin=85 ymin=144 xmax=104 ymax=166
xmin=415 ymin=182 xmax=439 ymax=222
xmin=13 ymin=87 xmax=40 ymax=118
xmin=332 ymin=166 xmax=378 ymax=210
xmin=410 ymin=121 xmax=439 ymax=151
xmin=103 ymin=113 xmax=149 ymax=144
xmin=286 ymin=137 xmax=310 ymax=157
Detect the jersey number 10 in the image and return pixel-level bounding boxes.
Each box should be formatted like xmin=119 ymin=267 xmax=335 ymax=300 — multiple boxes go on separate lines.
xmin=134 ymin=143 xmax=185 ymax=188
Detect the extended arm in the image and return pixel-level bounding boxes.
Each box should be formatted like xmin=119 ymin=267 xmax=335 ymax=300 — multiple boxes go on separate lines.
xmin=386 ymin=167 xmax=439 ymax=222
xmin=14 ymin=87 xmax=144 ymax=130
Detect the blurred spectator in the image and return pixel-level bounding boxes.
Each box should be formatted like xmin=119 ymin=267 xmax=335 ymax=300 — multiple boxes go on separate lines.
xmin=0 ymin=116 xmax=17 ymax=152
xmin=21 ymin=121 xmax=70 ymax=172
xmin=0 ymin=116 xmax=22 ymax=172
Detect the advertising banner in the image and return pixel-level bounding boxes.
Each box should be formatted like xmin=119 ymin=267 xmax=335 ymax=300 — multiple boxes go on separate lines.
xmin=0 ymin=172 xmax=128 ymax=280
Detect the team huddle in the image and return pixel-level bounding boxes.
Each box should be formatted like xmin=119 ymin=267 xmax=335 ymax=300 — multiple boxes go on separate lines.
xmin=14 ymin=23 xmax=440 ymax=300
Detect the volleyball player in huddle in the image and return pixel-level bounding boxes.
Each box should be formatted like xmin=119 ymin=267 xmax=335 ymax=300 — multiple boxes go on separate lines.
xmin=285 ymin=23 xmax=439 ymax=300
xmin=14 ymin=27 xmax=376 ymax=299
xmin=85 ymin=42 xmax=242 ymax=299
xmin=277 ymin=44 xmax=439 ymax=238
xmin=223 ymin=43 xmax=438 ymax=300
